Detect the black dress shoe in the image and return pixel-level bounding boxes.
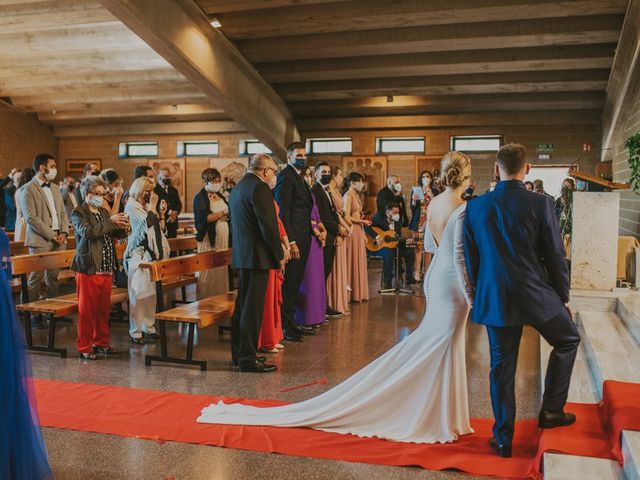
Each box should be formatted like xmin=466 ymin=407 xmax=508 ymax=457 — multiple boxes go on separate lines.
xmin=232 ymin=356 xmax=267 ymax=367
xmin=325 ymin=307 xmax=342 ymax=318
xmin=283 ymin=333 xmax=304 ymax=342
xmin=295 ymin=325 xmax=317 ymax=336
xmin=538 ymin=409 xmax=576 ymax=428
xmin=406 ymin=278 xmax=417 ymax=286
xmin=489 ymin=438 xmax=512 ymax=458
xmin=143 ymin=332 xmax=160 ymax=340
xmin=239 ymin=361 xmax=277 ymax=373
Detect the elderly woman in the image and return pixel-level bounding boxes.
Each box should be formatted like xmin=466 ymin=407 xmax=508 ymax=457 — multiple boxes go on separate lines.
xmin=124 ymin=177 xmax=170 ymax=345
xmin=71 ymin=176 xmax=129 ymax=360
xmin=193 ymin=168 xmax=229 ymax=299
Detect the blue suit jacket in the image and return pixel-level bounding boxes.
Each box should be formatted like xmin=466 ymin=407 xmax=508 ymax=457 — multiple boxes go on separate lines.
xmin=463 ymin=180 xmax=569 ymax=327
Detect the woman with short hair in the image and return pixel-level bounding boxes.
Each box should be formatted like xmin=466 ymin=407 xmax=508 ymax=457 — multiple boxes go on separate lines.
xmin=71 ymin=175 xmax=130 ymax=360
xmin=124 ymin=177 xmax=170 ymax=345
xmin=193 ymin=168 xmax=230 ymax=299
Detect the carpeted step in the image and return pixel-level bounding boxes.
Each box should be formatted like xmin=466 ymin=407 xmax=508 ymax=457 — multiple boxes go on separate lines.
xmin=623 ymin=431 xmax=640 ymax=480
xmin=543 ymin=453 xmax=624 ymax=480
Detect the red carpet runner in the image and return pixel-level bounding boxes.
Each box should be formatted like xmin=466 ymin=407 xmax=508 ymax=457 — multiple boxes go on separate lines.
xmin=34 ymin=379 xmax=640 ymax=479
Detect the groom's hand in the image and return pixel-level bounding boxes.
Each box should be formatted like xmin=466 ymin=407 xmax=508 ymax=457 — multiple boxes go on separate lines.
xmin=565 ymin=303 xmax=573 ymax=318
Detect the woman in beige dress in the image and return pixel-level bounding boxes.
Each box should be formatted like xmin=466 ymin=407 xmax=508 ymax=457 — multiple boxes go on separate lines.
xmin=342 ymin=172 xmax=370 ymax=302
xmin=193 ymin=168 xmax=229 ymax=299
xmin=326 ymin=166 xmax=352 ymax=315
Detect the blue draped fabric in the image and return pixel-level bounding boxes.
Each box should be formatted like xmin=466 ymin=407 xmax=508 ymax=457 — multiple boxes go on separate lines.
xmin=0 ymin=229 xmax=52 ymax=479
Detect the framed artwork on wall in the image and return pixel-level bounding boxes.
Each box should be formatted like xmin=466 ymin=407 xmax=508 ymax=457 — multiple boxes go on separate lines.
xmin=66 ymin=159 xmax=101 ymax=179
xmin=208 ymin=157 xmax=248 ymax=184
xmin=341 ymin=155 xmax=388 ymax=215
xmin=415 ymin=155 xmax=442 ymax=181
xmin=148 ymin=158 xmax=186 ymax=209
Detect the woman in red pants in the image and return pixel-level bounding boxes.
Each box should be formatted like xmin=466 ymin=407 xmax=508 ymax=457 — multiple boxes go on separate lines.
xmin=258 ymin=194 xmax=291 ymax=353
xmin=71 ymin=175 xmax=130 ymax=360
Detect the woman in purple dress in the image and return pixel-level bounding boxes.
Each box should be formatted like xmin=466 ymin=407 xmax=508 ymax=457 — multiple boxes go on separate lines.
xmin=295 ymin=174 xmax=327 ymax=327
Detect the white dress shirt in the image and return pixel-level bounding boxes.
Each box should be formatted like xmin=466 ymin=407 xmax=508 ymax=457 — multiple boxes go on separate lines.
xmin=37 ymin=177 xmax=60 ymax=231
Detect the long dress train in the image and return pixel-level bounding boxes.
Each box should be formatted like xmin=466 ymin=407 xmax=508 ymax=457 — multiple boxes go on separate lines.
xmin=0 ymin=230 xmax=53 ymax=479
xmin=198 ymin=204 xmax=474 ymax=444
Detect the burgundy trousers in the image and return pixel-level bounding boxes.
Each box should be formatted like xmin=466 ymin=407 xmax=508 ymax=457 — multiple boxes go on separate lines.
xmin=76 ymin=272 xmax=112 ymax=354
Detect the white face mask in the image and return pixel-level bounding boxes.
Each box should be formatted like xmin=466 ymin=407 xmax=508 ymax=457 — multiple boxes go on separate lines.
xmin=391 ymin=213 xmax=400 ymax=222
xmin=88 ymin=195 xmax=104 ymax=209
xmin=205 ymin=182 xmax=221 ymax=193
xmin=268 ymin=175 xmax=277 ymax=190
xmin=422 ymin=177 xmax=430 ymax=187
xmin=393 ymin=183 xmax=402 ymax=193
xmin=353 ymin=182 xmax=364 ymax=192
xmin=45 ymin=168 xmax=57 ymax=181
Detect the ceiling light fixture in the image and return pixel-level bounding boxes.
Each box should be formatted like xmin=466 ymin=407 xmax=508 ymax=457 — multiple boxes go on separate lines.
xmin=210 ymin=18 xmax=222 ymax=28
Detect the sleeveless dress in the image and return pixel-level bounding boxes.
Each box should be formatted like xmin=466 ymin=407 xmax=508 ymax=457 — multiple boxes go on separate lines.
xmin=198 ymin=204 xmax=474 ymax=444
xmin=343 ymin=189 xmax=369 ymax=302
xmin=0 ymin=230 xmax=53 ymax=479
xmin=196 ymin=195 xmax=229 ymax=299
xmin=326 ymin=188 xmax=350 ymax=314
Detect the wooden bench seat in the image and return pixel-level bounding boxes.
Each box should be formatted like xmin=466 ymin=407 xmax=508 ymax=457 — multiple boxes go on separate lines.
xmin=141 ymin=249 xmax=233 ymax=370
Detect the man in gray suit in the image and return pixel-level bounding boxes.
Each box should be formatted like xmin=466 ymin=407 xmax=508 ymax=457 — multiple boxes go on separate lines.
xmin=19 ymin=153 xmax=69 ymax=327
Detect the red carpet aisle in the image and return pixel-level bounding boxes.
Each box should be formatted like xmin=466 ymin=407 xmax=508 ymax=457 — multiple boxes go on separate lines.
xmin=34 ymin=379 xmax=640 ymax=479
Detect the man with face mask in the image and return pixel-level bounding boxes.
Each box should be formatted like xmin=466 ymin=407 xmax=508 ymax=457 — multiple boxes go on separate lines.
xmin=274 ymin=142 xmax=316 ymax=341
xmin=154 ymin=167 xmax=182 ymax=238
xmin=365 ymin=202 xmax=416 ymax=290
xmin=310 ymin=161 xmax=342 ymax=318
xmin=19 ymin=153 xmax=70 ymax=328
xmin=376 ymin=175 xmax=409 ymax=228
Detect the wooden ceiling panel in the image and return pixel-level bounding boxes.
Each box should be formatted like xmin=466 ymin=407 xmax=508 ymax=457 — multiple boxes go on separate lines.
xmin=197 ymin=0 xmax=351 ymax=14
xmin=209 ymin=0 xmax=628 ymax=40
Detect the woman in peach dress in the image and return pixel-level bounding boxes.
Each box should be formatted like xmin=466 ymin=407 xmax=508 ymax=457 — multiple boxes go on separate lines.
xmin=342 ymin=172 xmax=369 ymax=302
xmin=326 ymin=166 xmax=352 ymax=315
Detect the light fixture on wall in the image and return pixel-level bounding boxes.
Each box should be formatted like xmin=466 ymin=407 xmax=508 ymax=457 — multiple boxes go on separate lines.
xmin=210 ymin=18 xmax=222 ymax=28
xmin=171 ymin=105 xmax=178 ymax=111
xmin=386 ymin=95 xmax=394 ymax=103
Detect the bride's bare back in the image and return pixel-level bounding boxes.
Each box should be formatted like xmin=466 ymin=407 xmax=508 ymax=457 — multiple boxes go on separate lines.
xmin=427 ymin=191 xmax=465 ymax=247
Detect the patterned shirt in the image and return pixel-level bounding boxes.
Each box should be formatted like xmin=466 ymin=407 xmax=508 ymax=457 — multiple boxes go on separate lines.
xmin=92 ymin=211 xmax=116 ymax=273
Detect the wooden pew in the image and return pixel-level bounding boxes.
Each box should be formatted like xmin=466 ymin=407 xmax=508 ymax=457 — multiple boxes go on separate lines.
xmin=12 ymin=249 xmax=128 ymax=358
xmin=140 ymin=249 xmax=234 ymax=370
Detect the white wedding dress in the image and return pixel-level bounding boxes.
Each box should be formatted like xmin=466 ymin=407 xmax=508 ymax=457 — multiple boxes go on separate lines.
xmin=198 ymin=204 xmax=474 ymax=444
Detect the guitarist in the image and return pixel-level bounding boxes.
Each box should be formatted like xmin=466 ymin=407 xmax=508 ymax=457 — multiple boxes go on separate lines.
xmin=365 ymin=202 xmax=416 ymax=289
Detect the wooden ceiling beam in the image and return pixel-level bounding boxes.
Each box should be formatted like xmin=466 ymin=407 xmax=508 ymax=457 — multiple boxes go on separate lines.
xmin=215 ymin=0 xmax=628 ymax=40
xmin=21 ymin=96 xmax=209 ymax=114
xmin=12 ymin=85 xmax=206 ymax=111
xmin=260 ymin=44 xmax=616 ymax=83
xmin=0 ymin=0 xmax=115 ymax=35
xmin=278 ymin=69 xmax=611 ymax=101
xmin=38 ymin=104 xmax=226 ymax=124
xmin=196 ymin=0 xmax=351 ymax=14
xmin=238 ymin=14 xmax=623 ymax=62
xmin=297 ymin=110 xmax=602 ymax=131
xmin=290 ymin=92 xmax=606 ymax=117
xmin=98 ymin=0 xmax=298 ymax=158
xmin=54 ymin=121 xmax=246 ymax=138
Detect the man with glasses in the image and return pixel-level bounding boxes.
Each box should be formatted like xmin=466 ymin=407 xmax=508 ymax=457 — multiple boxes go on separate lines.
xmin=274 ymin=142 xmax=316 ymax=342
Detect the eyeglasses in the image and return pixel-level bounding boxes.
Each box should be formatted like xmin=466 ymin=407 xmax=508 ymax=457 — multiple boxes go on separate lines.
xmin=265 ymin=167 xmax=277 ymax=174
xmin=90 ymin=191 xmax=106 ymax=197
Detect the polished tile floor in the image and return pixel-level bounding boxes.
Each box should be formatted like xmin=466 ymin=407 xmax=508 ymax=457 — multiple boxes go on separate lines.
xmin=32 ymin=273 xmax=541 ymax=480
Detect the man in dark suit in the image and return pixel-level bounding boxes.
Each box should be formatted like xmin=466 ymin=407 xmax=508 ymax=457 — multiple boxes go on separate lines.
xmin=365 ymin=202 xmax=416 ymax=289
xmin=274 ymin=142 xmax=316 ymax=341
xmin=376 ymin=175 xmax=409 ymax=227
xmin=463 ymin=143 xmax=580 ymax=458
xmin=311 ymin=161 xmax=343 ymax=317
xmin=154 ymin=168 xmax=182 ymax=238
xmin=229 ymin=153 xmax=284 ymax=373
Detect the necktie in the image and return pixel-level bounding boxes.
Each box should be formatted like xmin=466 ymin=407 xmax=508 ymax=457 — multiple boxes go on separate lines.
xmin=42 ymin=182 xmax=51 ymax=188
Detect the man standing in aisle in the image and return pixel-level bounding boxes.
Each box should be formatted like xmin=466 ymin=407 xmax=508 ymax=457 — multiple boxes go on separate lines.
xmin=19 ymin=154 xmax=69 ymax=328
xmin=275 ymin=142 xmax=316 ymax=341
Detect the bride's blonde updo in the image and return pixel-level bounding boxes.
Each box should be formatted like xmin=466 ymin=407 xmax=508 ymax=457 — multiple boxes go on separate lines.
xmin=440 ymin=151 xmax=472 ymax=189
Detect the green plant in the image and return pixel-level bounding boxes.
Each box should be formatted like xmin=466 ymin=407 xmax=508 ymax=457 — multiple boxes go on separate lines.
xmin=625 ymin=131 xmax=640 ymax=194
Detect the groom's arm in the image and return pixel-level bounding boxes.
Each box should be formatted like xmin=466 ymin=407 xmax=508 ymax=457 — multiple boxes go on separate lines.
xmin=462 ymin=208 xmax=479 ymax=290
xmin=540 ymin=197 xmax=570 ymax=303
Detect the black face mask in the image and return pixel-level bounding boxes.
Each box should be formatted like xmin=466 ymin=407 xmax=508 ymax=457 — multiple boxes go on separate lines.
xmin=161 ymin=178 xmax=171 ymax=187
xmin=292 ymin=157 xmax=307 ymax=169
xmin=69 ymin=184 xmax=75 ymax=191
xmin=319 ymin=174 xmax=331 ymax=185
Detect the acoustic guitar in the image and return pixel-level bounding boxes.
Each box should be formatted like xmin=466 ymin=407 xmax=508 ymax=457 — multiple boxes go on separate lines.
xmin=366 ymin=227 xmax=416 ymax=252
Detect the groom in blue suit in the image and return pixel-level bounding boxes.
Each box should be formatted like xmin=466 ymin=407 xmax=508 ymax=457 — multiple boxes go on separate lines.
xmin=463 ymin=143 xmax=581 ymax=457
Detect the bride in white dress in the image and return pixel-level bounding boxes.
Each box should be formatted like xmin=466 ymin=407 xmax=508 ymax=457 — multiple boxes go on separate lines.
xmin=198 ymin=152 xmax=475 ymax=444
